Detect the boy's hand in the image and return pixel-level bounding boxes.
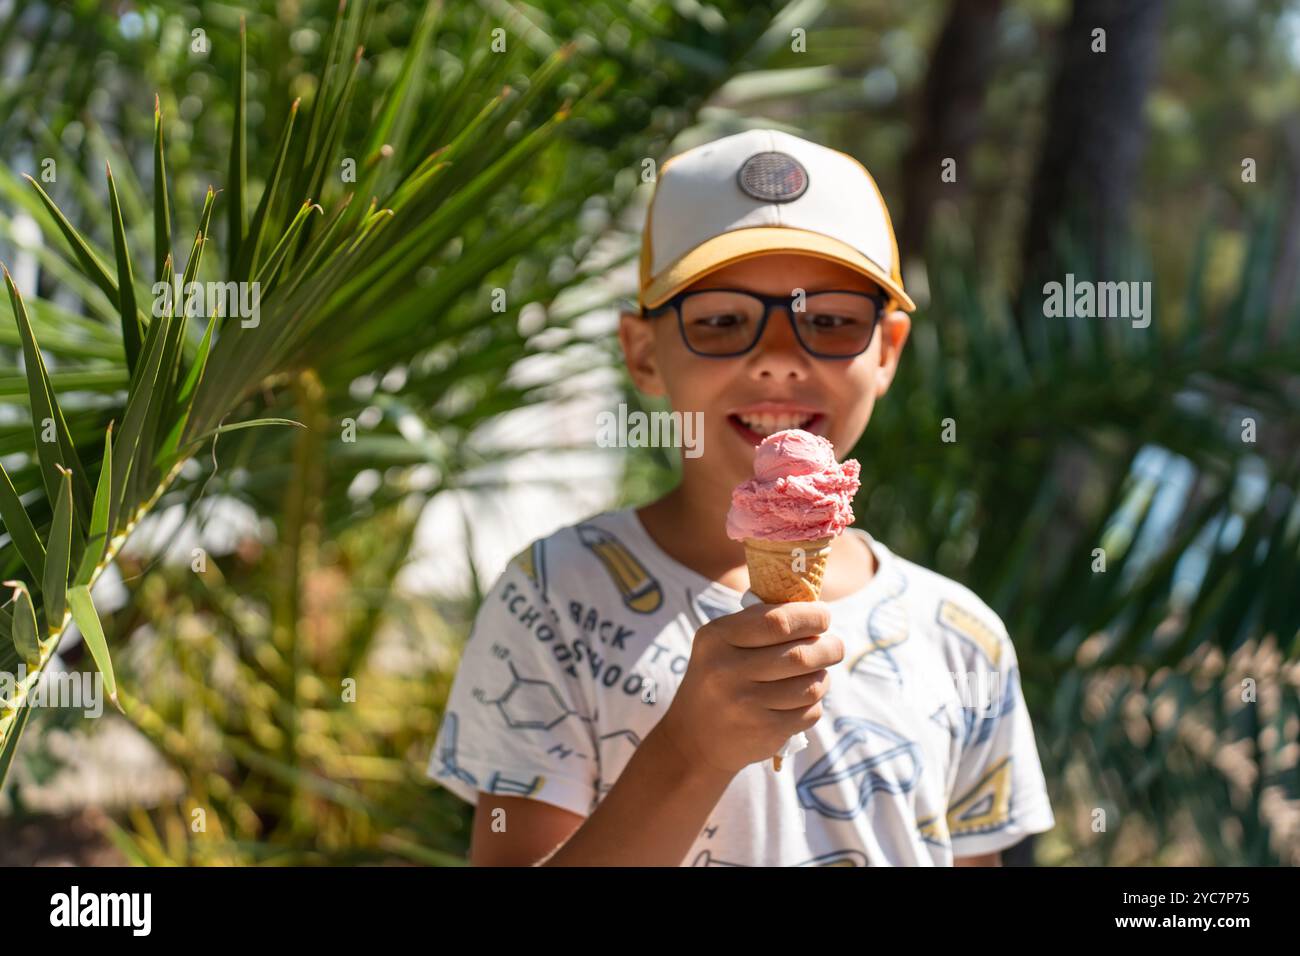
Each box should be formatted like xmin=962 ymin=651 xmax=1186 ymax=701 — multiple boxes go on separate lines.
xmin=657 ymin=601 xmax=844 ymax=776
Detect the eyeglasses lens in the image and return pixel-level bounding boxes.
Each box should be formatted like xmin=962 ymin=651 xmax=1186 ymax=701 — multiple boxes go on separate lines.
xmin=679 ymin=291 xmax=879 ymax=356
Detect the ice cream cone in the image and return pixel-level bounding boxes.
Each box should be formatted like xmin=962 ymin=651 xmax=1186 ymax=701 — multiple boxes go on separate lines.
xmin=726 ymin=429 xmax=861 ymax=774
xmin=743 ymin=536 xmax=833 ymax=605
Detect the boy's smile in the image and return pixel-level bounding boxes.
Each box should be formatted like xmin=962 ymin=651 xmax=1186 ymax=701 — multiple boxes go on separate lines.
xmin=726 ymin=403 xmax=825 ymax=445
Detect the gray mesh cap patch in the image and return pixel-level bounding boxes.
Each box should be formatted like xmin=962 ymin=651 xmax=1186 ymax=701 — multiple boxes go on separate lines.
xmin=736 ymin=151 xmax=809 ymax=203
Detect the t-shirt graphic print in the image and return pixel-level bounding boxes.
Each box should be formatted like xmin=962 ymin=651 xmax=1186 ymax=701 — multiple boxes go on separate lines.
xmin=428 ymin=507 xmax=1055 ymax=866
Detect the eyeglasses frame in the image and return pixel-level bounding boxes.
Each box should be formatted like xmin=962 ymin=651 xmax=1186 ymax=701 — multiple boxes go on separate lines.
xmin=639 ymin=287 xmax=891 ymax=359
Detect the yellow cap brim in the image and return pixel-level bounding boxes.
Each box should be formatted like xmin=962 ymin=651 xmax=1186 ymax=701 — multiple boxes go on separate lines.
xmin=640 ymin=227 xmax=917 ymax=312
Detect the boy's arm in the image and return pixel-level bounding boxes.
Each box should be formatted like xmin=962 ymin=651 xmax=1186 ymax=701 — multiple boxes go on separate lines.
xmin=471 ymin=720 xmax=735 ymax=866
xmin=471 ymin=795 xmax=584 ymax=866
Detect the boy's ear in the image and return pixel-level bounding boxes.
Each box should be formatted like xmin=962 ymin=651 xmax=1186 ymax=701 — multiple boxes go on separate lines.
xmin=874 ymin=309 xmax=911 ymax=398
xmin=618 ymin=307 xmax=668 ymax=397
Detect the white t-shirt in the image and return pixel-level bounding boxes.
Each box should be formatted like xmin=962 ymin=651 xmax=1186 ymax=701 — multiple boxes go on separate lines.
xmin=427 ymin=507 xmax=1056 ymax=866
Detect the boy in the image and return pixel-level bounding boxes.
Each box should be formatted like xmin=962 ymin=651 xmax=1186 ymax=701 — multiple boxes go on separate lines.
xmin=427 ymin=128 xmax=1056 ymax=866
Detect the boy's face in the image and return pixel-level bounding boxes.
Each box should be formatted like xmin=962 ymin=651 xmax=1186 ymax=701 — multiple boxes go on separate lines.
xmin=619 ymin=252 xmax=911 ymax=486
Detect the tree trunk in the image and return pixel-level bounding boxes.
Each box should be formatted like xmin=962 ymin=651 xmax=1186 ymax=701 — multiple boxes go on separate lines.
xmin=1018 ymin=0 xmax=1167 ymax=322
xmin=899 ymin=0 xmax=1004 ymax=267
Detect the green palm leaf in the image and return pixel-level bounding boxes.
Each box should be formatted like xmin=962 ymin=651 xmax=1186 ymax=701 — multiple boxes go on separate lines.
xmin=153 ymin=94 xmax=173 ymax=284
xmin=67 ymin=585 xmax=119 ymax=711
xmin=107 ymin=160 xmax=144 ymax=376
xmin=3 ymin=263 xmax=93 ymax=528
xmin=73 ymin=422 xmax=113 ymax=587
xmin=41 ymin=465 xmax=73 ymax=632
xmin=7 ymin=579 xmax=40 ymax=665
xmin=0 ymin=459 xmax=46 ymax=583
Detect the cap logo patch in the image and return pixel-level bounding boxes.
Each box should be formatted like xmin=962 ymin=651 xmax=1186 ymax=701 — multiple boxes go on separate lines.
xmin=737 ymin=151 xmax=809 ymax=203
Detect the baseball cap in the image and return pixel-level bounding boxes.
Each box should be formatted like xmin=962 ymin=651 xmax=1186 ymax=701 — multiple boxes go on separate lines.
xmin=638 ymin=128 xmax=916 ymax=313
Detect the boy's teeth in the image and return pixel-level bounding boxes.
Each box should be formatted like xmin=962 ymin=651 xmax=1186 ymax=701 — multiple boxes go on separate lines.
xmin=738 ymin=413 xmax=814 ymax=436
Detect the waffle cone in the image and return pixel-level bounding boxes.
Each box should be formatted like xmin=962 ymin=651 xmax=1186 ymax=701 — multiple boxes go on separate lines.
xmin=743 ymin=536 xmax=834 ymax=604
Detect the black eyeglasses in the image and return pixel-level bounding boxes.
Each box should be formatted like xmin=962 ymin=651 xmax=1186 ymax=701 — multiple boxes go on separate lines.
xmin=640 ymin=287 xmax=888 ymax=359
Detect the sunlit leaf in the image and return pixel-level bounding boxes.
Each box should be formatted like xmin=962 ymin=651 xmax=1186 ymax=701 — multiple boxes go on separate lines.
xmin=67 ymin=584 xmax=119 ymax=711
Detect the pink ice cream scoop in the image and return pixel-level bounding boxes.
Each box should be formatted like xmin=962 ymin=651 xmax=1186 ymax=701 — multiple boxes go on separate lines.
xmin=726 ymin=430 xmax=861 ymax=542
